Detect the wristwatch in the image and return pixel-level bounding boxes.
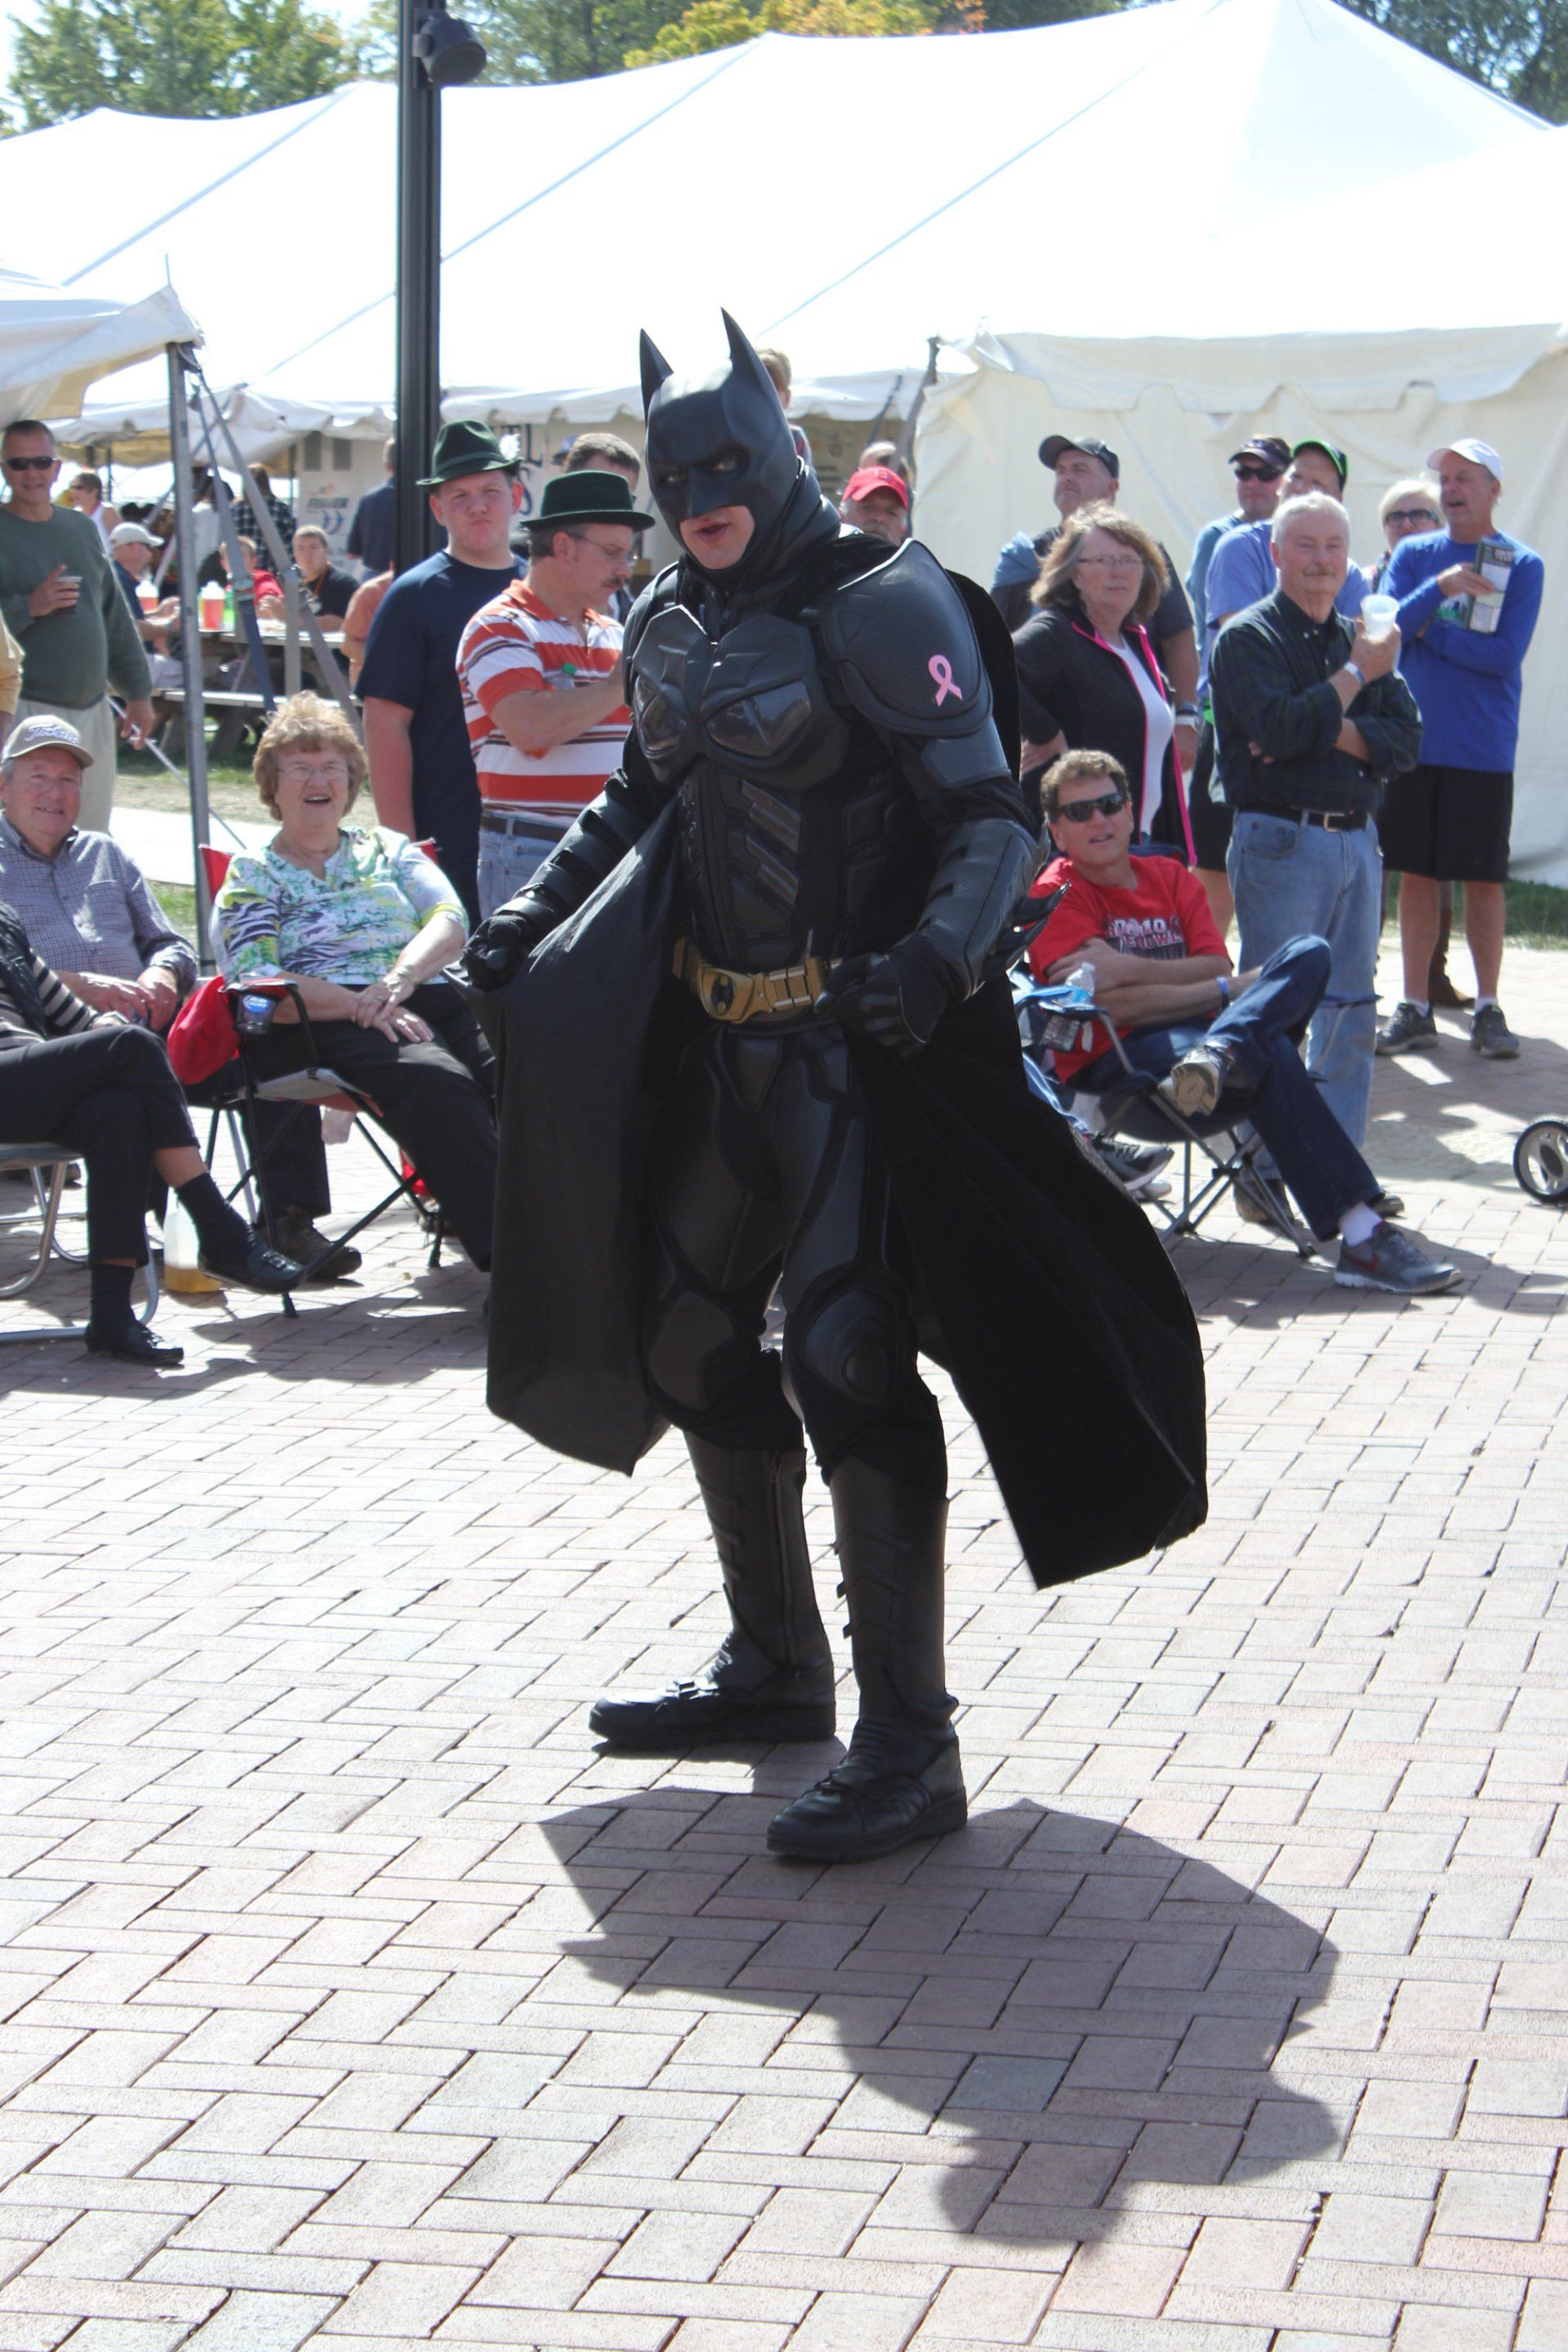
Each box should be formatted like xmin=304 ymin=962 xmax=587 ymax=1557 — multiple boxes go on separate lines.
xmin=1175 ymin=703 xmax=1200 ymax=721
xmin=1215 ymin=975 xmax=1232 ymax=1009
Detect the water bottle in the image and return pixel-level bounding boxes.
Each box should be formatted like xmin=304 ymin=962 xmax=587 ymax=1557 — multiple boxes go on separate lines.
xmin=235 ymin=991 xmax=277 ymax=1038
xmin=1063 ymin=962 xmax=1098 ymax=1007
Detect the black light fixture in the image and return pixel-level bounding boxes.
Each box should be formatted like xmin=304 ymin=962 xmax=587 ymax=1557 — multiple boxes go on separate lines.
xmin=394 ymin=0 xmax=487 ymax=575
xmin=414 ymin=6 xmax=487 ymax=87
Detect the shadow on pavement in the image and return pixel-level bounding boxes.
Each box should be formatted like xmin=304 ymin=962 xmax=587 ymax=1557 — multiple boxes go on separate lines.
xmin=539 ymin=1782 xmax=1341 ymax=2248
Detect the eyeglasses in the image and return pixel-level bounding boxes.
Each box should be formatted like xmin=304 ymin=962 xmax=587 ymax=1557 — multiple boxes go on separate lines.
xmin=2 ymin=454 xmax=56 ymax=472
xmin=1054 ymin=791 xmax=1129 ymax=825
xmin=278 ymin=760 xmax=349 ymax=783
xmin=1385 ymin=508 xmax=1439 ymax=529
xmin=1077 ymin=552 xmax=1143 ymax=573
xmin=1233 ymin=464 xmax=1281 ymax=483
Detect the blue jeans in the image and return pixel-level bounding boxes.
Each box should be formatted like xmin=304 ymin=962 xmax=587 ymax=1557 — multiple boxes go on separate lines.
xmin=1078 ymin=936 xmax=1379 ymax=1240
xmin=477 ymin=816 xmax=568 ymax=920
xmin=1227 ymin=809 xmax=1382 ymax=1147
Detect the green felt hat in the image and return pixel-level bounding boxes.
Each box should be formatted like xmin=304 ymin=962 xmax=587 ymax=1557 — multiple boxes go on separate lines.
xmin=418 ymin=420 xmax=519 ymax=490
xmin=532 ymin=470 xmax=653 ymax=534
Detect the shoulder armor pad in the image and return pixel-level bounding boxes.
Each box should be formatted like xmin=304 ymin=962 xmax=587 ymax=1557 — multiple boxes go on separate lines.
xmin=818 ymin=539 xmax=991 ymax=737
xmin=622 ymin=563 xmax=681 ymax=667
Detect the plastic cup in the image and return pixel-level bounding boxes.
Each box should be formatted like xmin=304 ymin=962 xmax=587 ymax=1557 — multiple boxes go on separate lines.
xmin=1361 ymin=593 xmax=1398 ymax=641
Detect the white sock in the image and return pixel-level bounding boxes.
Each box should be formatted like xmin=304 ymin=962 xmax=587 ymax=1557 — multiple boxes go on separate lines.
xmin=1476 ymin=995 xmax=1498 ymax=1010
xmin=1414 ymin=1000 xmax=1431 ymax=1017
xmin=1339 ymin=1201 xmax=1381 ymax=1248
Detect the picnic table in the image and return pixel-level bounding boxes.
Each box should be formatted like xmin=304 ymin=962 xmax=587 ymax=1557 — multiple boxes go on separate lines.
xmin=153 ymin=625 xmax=351 ymax=761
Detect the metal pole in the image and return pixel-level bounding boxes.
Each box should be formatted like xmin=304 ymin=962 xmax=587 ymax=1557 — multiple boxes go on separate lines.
xmin=395 ymin=0 xmax=441 ymax=574
xmin=166 ymin=343 xmax=215 ymax=972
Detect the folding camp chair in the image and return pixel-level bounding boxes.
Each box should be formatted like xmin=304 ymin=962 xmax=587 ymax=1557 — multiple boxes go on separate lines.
xmin=0 ymin=1143 xmax=159 ymax=1345
xmin=1013 ymin=973 xmax=1316 ymax=1258
xmin=190 ymin=847 xmax=448 ymax=1315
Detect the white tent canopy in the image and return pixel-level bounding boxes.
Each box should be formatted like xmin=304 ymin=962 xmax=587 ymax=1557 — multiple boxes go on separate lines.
xmin=0 ymin=265 xmax=197 ymax=428
xmin=10 ymin=0 xmax=1566 ymax=873
xmin=4 ymin=0 xmax=1543 ymax=426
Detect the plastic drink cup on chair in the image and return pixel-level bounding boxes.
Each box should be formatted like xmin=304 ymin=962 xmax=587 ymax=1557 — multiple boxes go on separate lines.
xmin=163 ymin=1198 xmax=222 ymax=1294
xmin=1361 ymin=594 xmax=1398 ymax=641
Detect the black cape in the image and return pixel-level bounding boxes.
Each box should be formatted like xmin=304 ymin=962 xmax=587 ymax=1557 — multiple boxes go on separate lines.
xmin=483 ymin=803 xmax=1207 ymax=1588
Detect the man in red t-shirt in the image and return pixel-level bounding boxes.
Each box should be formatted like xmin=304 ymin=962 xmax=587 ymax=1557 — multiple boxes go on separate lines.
xmin=1028 ymin=750 xmax=1458 ymax=1295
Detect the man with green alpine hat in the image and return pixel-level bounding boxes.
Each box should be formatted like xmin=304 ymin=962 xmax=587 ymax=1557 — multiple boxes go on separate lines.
xmin=457 ymin=470 xmax=652 ymax=915
xmin=359 ymin=421 xmax=524 ymax=921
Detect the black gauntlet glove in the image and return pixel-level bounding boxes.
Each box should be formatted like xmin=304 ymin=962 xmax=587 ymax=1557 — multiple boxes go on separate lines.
xmin=819 ymin=935 xmax=958 ymax=1058
xmin=461 ymin=902 xmax=553 ymax=992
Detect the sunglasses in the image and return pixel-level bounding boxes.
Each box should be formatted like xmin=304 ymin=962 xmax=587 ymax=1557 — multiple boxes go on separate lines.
xmin=1385 ymin=507 xmax=1439 ymax=528
xmin=1233 ymin=464 xmax=1282 ymax=483
xmin=2 ymin=454 xmax=56 ymax=472
xmin=1054 ymin=791 xmax=1129 ymax=826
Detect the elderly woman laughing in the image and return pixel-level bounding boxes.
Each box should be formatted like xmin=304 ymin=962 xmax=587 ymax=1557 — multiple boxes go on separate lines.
xmin=213 ymin=694 xmax=497 ymax=1274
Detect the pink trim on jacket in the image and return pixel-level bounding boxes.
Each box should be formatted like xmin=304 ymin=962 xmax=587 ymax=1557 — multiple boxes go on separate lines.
xmin=1068 ymin=616 xmax=1196 ymax=863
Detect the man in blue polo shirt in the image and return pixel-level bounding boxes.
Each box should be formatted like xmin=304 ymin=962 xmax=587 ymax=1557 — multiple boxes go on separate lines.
xmin=1374 ymin=438 xmax=1544 ymax=1062
xmin=358 ymin=423 xmax=523 ymax=924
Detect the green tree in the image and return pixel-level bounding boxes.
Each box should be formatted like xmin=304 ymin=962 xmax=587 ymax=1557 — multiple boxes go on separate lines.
xmin=1342 ymin=0 xmax=1566 ymax=118
xmin=626 ymin=0 xmax=938 ymax=63
xmin=7 ymin=0 xmax=357 ymax=126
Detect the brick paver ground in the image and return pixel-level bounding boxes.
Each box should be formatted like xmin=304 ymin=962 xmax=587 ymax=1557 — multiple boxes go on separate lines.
xmin=0 ymin=939 xmax=1564 ymax=2351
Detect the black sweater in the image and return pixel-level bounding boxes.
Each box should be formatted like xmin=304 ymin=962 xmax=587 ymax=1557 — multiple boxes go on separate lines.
xmin=1012 ymin=604 xmax=1191 ymax=853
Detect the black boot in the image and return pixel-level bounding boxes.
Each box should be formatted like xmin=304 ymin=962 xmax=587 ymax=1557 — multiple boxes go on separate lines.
xmin=589 ymin=1440 xmax=835 ymax=1751
xmin=768 ymin=1459 xmax=966 ymax=1862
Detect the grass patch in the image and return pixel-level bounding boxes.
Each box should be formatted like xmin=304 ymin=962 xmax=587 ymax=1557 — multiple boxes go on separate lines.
xmin=1383 ymin=871 xmax=1568 ymax=950
xmin=117 ymin=743 xmax=260 ymax=825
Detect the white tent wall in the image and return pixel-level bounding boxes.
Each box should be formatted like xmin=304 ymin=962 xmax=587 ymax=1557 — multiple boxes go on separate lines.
xmin=913 ymin=350 xmax=1568 ymax=883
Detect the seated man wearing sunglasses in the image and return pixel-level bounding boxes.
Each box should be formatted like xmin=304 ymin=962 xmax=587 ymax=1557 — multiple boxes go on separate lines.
xmin=1027 ymin=750 xmax=1459 ymax=1297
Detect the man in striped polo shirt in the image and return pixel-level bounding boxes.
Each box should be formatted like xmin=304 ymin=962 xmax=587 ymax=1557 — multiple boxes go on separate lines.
xmin=457 ymin=473 xmax=651 ymax=917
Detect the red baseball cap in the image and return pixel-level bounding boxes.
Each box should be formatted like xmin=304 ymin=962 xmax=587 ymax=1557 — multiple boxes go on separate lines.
xmin=842 ymin=466 xmax=909 ymax=510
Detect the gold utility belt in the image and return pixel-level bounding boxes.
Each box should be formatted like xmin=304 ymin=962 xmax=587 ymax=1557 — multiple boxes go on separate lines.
xmin=674 ymin=939 xmax=840 ymax=1025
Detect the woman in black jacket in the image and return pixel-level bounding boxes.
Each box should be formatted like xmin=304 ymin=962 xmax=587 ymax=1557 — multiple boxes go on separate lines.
xmin=0 ymin=900 xmax=297 ymax=1365
xmin=1013 ymin=504 xmax=1194 ymax=857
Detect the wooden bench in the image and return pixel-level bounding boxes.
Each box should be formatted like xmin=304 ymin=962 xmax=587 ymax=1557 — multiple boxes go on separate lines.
xmin=152 ymin=687 xmax=269 ymax=764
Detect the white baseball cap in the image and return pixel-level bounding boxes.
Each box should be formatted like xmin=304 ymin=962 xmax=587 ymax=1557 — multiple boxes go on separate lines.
xmin=109 ymin=520 xmax=160 ymax=550
xmin=1428 ymin=437 xmax=1503 ymax=483
xmin=1 ymin=714 xmax=93 ymax=770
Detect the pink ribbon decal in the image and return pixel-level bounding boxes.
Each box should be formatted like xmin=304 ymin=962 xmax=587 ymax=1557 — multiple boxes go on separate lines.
xmin=929 ymin=653 xmax=957 ymax=706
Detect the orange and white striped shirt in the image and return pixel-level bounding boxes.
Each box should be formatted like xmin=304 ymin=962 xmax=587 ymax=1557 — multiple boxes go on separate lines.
xmin=456 ymin=580 xmax=629 ymax=825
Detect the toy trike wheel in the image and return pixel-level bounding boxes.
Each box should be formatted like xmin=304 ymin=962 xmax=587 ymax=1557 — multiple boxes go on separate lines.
xmin=1514 ymin=1120 xmax=1568 ymax=1202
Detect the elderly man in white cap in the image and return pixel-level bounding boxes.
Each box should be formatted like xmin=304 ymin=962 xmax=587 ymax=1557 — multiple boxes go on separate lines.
xmin=1376 ymin=438 xmax=1544 ymax=1061
xmin=0 ymin=714 xmax=194 ymax=1027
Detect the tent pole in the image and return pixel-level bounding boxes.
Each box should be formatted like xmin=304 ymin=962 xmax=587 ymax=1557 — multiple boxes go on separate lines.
xmin=167 ymin=341 xmax=215 ymax=973
xmin=395 ymin=0 xmax=441 ymax=572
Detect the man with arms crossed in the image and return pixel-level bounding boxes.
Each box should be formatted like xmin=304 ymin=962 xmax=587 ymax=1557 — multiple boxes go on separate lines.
xmin=457 ymin=473 xmax=645 ymax=916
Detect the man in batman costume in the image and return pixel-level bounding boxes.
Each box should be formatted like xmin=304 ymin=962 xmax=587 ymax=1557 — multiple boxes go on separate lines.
xmin=465 ymin=314 xmax=1207 ymax=1864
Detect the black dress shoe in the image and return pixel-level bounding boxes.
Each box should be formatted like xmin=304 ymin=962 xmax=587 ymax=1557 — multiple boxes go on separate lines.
xmin=85 ymin=1321 xmax=185 ymax=1368
xmin=199 ymin=1236 xmax=302 ymax=1293
xmin=590 ymin=1678 xmax=835 ymax=1753
xmin=767 ymin=1722 xmax=968 ymax=1861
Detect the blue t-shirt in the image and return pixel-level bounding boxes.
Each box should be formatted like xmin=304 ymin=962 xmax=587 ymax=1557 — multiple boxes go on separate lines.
xmin=347 ymin=480 xmax=397 ymax=575
xmin=1202 ymin=518 xmax=1366 ymax=697
xmin=356 ymin=548 xmax=522 ymax=920
xmin=1185 ymin=510 xmax=1242 ymax=644
xmin=1383 ymin=528 xmax=1544 ymax=773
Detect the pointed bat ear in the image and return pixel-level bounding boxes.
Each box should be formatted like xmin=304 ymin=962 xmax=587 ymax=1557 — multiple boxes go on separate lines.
xmin=639 ymin=329 xmax=674 ymax=416
xmin=721 ymin=310 xmax=775 ymax=397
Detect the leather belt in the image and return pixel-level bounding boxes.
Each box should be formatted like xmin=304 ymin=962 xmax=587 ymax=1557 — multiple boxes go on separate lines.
xmin=1244 ymin=804 xmax=1370 ymax=832
xmin=674 ymin=939 xmax=840 ymax=1025
xmin=480 ymin=806 xmax=562 ymax=836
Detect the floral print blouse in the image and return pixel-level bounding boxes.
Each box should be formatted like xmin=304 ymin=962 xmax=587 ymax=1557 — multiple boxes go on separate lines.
xmin=213 ymin=826 xmax=465 ymax=987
